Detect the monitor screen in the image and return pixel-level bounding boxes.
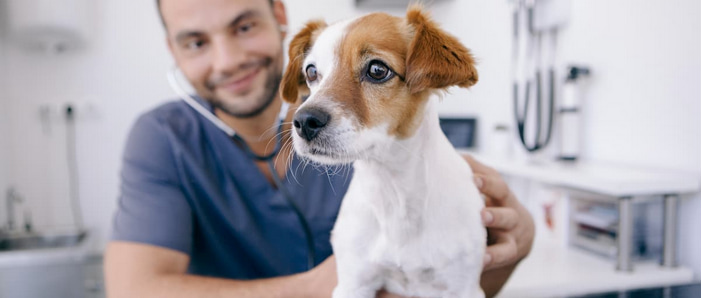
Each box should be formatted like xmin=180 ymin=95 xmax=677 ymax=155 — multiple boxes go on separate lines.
xmin=439 ymin=118 xmax=477 ymax=149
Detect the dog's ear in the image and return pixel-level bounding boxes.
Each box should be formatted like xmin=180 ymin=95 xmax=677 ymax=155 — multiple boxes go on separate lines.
xmin=405 ymin=7 xmax=478 ymax=94
xmin=280 ymin=20 xmax=327 ymax=103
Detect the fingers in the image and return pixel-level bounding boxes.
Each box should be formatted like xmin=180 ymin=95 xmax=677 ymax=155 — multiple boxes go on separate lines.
xmin=481 ymin=207 xmax=519 ymax=230
xmin=462 ymin=154 xmax=511 ymax=202
xmin=484 ymin=234 xmax=518 ymax=271
xmin=462 ymin=154 xmax=497 ymax=176
xmin=474 ymin=174 xmax=511 ymax=202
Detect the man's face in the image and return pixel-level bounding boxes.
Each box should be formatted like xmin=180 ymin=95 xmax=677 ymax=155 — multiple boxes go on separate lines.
xmin=162 ymin=0 xmax=286 ymax=118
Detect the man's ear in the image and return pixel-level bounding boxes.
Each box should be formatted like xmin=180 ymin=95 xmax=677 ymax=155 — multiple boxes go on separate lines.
xmin=272 ymin=0 xmax=289 ymax=39
xmin=405 ymin=6 xmax=478 ymax=94
xmin=280 ymin=20 xmax=327 ymax=103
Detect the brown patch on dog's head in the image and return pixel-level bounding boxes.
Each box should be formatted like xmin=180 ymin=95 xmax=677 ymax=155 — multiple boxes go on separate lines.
xmin=326 ymin=8 xmax=478 ymax=139
xmin=323 ymin=13 xmax=409 ymax=132
xmin=405 ymin=6 xmax=478 ymax=94
xmin=280 ymin=20 xmax=327 ymax=104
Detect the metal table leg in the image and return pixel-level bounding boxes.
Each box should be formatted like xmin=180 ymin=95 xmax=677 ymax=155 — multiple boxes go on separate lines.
xmin=617 ymin=196 xmax=633 ymax=271
xmin=662 ymin=194 xmax=679 ymax=267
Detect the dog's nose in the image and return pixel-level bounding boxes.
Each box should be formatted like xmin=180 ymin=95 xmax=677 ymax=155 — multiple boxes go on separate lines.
xmin=293 ymin=108 xmax=330 ymax=141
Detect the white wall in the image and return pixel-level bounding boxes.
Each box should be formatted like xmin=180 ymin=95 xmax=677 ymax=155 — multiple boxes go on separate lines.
xmin=561 ymin=0 xmax=700 ymax=171
xmin=2 ymin=0 xmax=173 ymax=246
xmin=1 ymin=0 xmax=699 ymax=277
xmin=0 ymin=8 xmax=10 ymax=225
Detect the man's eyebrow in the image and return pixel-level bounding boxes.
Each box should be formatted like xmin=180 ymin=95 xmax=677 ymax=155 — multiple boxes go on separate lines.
xmin=228 ymin=10 xmax=260 ymax=29
xmin=173 ymin=10 xmax=261 ymax=44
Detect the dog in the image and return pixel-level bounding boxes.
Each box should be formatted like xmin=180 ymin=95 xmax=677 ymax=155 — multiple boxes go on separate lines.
xmin=280 ymin=6 xmax=486 ymax=298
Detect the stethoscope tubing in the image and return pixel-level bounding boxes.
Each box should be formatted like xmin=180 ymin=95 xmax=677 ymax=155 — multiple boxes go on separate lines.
xmin=512 ymin=3 xmax=555 ymax=153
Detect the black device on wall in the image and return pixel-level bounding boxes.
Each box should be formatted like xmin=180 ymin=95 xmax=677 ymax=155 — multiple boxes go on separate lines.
xmin=439 ymin=118 xmax=477 ymax=149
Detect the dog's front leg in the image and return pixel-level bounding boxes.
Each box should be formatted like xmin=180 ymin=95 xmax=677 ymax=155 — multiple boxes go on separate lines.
xmin=331 ymin=205 xmax=384 ymax=298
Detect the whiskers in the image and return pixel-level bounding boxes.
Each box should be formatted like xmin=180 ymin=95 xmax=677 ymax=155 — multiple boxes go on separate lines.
xmin=265 ymin=121 xmax=303 ymax=185
xmin=266 ymin=121 xmax=354 ymax=189
xmin=315 ymin=139 xmax=350 ymax=196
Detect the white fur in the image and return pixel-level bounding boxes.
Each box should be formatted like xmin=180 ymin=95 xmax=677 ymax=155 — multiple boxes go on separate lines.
xmin=292 ymin=16 xmax=486 ymax=298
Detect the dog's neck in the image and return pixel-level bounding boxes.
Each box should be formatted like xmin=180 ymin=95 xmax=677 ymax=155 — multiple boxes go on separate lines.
xmin=353 ymin=99 xmax=451 ymax=243
xmin=361 ymin=99 xmax=444 ymax=169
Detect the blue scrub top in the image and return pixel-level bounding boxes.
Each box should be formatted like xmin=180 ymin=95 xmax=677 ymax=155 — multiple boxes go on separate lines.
xmin=111 ymin=100 xmax=352 ymax=279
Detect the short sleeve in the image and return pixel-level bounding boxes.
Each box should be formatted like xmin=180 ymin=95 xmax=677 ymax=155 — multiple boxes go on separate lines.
xmin=110 ymin=112 xmax=193 ymax=254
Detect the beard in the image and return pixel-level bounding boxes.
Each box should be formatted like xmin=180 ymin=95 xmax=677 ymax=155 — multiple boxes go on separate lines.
xmin=205 ymin=56 xmax=283 ymax=119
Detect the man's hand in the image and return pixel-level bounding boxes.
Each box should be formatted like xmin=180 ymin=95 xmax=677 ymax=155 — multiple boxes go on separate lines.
xmin=464 ymin=154 xmax=535 ymax=297
xmin=465 ymin=155 xmax=534 ymax=270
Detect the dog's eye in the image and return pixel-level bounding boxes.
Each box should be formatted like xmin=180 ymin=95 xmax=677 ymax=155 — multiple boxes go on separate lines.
xmin=305 ymin=65 xmax=318 ymax=82
xmin=365 ymin=60 xmax=394 ymax=83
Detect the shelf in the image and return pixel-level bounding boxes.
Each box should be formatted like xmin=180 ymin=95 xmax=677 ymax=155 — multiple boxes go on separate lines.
xmin=497 ymin=237 xmax=696 ymax=297
xmin=463 ymin=152 xmax=700 ymax=198
xmin=461 ymin=151 xmax=698 ymax=290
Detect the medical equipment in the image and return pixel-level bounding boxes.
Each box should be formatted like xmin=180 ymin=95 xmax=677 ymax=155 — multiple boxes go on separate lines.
xmin=511 ymin=0 xmax=570 ymax=153
xmin=439 ymin=118 xmax=477 ymax=149
xmin=558 ymin=65 xmax=589 ymax=161
xmin=65 ymin=105 xmax=84 ymax=229
xmin=7 ymin=0 xmax=91 ymax=54
xmin=167 ymin=67 xmax=317 ymax=270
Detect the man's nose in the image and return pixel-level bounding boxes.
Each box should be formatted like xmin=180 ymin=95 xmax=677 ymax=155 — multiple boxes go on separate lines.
xmin=293 ymin=108 xmax=330 ymax=142
xmin=212 ymin=38 xmax=245 ymax=74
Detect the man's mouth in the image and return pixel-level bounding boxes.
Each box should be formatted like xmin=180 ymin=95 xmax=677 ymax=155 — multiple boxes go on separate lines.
xmin=217 ymin=67 xmax=261 ymax=94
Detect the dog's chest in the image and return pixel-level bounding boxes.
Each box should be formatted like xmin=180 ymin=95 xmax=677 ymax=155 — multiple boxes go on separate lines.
xmin=336 ymin=154 xmax=482 ymax=260
xmin=383 ymin=264 xmax=452 ymax=295
xmin=371 ymin=237 xmax=478 ymax=297
xmin=330 ymin=137 xmax=485 ymax=296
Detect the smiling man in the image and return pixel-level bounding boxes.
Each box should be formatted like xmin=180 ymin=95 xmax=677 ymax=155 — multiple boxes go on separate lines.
xmin=167 ymin=0 xmax=284 ymax=118
xmin=104 ymin=1 xmax=534 ymax=297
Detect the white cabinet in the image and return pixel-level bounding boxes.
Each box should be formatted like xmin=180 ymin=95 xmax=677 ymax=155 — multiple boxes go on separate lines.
xmin=464 ymin=152 xmax=699 ymax=297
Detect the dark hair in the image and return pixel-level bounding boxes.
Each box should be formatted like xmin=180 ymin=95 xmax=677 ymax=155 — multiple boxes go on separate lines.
xmin=156 ymin=0 xmax=275 ymax=28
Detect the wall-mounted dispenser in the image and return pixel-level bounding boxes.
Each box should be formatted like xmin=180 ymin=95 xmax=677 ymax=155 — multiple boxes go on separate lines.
xmin=6 ymin=0 xmax=91 ymax=55
xmin=558 ymin=65 xmax=590 ymax=161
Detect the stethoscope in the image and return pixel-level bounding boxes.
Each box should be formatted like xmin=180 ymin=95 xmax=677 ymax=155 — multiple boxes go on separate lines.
xmin=512 ymin=1 xmax=555 ymax=153
xmin=167 ymin=66 xmax=317 ymax=270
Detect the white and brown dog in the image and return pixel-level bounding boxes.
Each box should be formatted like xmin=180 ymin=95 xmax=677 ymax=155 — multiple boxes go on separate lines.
xmin=280 ymin=6 xmax=485 ymax=298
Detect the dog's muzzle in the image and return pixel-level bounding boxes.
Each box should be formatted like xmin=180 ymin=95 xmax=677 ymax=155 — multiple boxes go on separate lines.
xmin=293 ymin=107 xmax=330 ymax=142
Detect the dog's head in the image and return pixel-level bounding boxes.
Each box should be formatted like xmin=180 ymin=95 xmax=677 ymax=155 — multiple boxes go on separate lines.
xmin=280 ymin=6 xmax=478 ymax=165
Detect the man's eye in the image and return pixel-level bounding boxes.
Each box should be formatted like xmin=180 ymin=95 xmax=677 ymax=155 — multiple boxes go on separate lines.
xmin=237 ymin=22 xmax=256 ymax=34
xmin=185 ymin=40 xmax=205 ymax=51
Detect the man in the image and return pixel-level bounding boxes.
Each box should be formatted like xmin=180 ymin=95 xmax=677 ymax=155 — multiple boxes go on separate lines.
xmin=104 ymin=0 xmax=535 ymax=297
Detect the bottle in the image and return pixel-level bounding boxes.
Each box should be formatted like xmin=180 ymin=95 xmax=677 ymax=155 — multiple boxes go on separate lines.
xmin=558 ymin=66 xmax=590 ymax=161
